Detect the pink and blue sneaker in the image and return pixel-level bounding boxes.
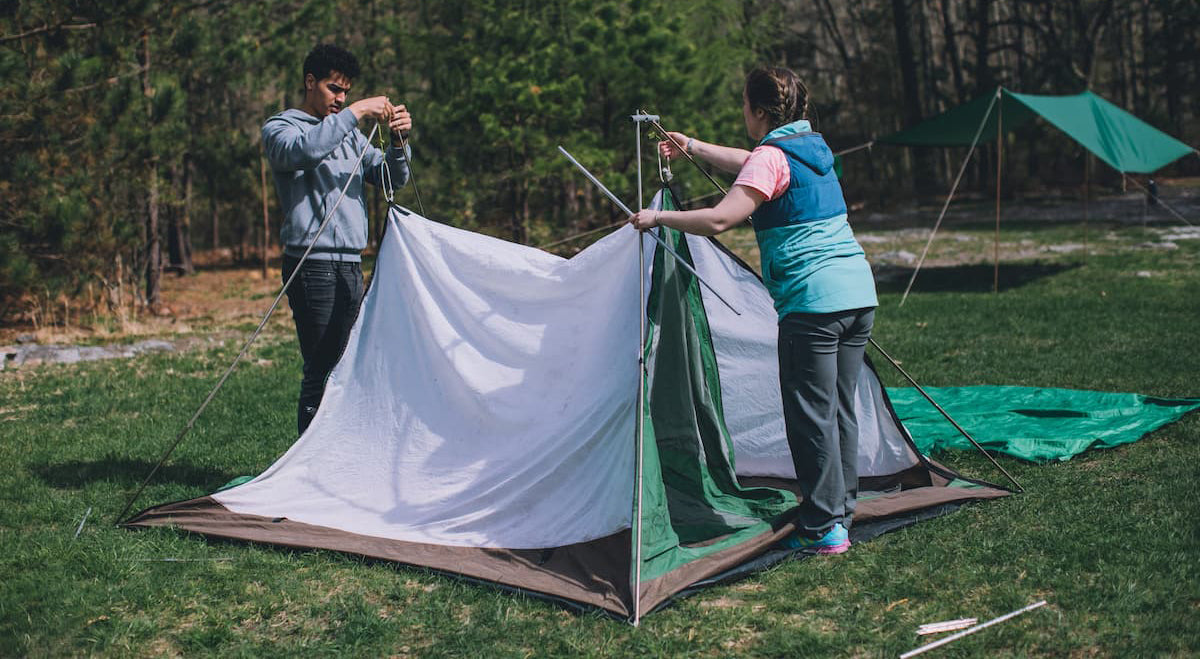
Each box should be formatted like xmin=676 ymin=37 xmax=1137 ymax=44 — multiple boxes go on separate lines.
xmin=779 ymin=523 xmax=850 ymax=554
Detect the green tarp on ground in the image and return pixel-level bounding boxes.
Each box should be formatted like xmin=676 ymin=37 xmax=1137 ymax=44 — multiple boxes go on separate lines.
xmin=877 ymin=88 xmax=1196 ymax=174
xmin=889 ymin=386 xmax=1200 ymax=463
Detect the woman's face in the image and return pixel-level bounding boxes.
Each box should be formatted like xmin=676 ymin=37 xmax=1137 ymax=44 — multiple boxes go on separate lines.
xmin=742 ymin=93 xmax=768 ymax=141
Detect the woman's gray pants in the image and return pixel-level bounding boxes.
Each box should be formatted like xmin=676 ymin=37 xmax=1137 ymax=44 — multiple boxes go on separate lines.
xmin=778 ymin=307 xmax=875 ymax=538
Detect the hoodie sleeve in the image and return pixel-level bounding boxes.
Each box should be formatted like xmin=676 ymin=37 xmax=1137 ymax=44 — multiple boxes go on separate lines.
xmin=361 ymin=137 xmax=412 ymax=189
xmin=262 ymin=109 xmax=359 ymax=172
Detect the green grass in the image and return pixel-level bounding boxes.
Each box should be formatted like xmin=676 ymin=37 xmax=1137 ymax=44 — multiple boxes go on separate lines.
xmin=2 ymin=220 xmax=1198 ymax=657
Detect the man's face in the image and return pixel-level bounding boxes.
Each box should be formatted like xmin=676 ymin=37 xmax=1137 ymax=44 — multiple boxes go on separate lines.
xmin=304 ymin=71 xmax=352 ymax=118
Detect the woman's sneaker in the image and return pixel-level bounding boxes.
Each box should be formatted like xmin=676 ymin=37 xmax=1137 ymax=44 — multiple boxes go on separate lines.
xmin=779 ymin=523 xmax=850 ymax=554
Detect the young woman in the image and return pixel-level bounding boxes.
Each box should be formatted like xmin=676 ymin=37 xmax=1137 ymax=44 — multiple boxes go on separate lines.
xmin=629 ymin=67 xmax=877 ymax=554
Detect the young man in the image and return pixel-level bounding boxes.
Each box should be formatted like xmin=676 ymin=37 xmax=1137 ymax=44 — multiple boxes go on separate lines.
xmin=262 ymin=44 xmax=415 ymax=433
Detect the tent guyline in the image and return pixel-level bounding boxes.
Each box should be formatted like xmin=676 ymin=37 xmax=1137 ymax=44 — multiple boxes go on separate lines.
xmin=115 ymin=122 xmax=389 ymax=524
xmin=557 ymin=145 xmax=741 ymax=316
xmin=646 ymin=111 xmax=1021 ymax=492
xmin=1121 ymin=173 xmax=1195 ymax=227
xmin=898 ymin=88 xmax=1000 ymax=306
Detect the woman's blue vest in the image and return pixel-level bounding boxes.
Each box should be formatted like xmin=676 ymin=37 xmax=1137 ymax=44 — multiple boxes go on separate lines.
xmin=753 ymin=132 xmax=846 ymax=230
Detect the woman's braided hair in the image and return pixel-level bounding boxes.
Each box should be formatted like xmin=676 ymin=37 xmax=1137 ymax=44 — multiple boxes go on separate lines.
xmin=744 ymin=67 xmax=810 ymax=131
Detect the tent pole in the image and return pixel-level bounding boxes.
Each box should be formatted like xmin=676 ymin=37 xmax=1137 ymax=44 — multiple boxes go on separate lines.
xmin=869 ymin=338 xmax=1024 ymax=493
xmin=631 ymin=113 xmax=650 ymax=626
xmin=993 ymin=101 xmax=1002 ymax=294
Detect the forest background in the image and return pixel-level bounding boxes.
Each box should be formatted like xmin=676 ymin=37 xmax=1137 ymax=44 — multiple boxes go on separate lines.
xmin=2 ymin=0 xmax=1198 ymax=324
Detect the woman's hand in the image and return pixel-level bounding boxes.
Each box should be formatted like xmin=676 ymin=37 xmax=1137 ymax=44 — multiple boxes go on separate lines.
xmin=658 ymin=131 xmax=690 ymax=160
xmin=629 ymin=209 xmax=660 ymax=231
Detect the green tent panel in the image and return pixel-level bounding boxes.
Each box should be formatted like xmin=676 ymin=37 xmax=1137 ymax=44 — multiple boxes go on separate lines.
xmin=878 ymin=88 xmax=1196 ymax=174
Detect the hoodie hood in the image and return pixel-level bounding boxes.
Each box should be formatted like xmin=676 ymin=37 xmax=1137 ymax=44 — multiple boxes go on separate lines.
xmin=763 ymin=128 xmax=835 ymax=176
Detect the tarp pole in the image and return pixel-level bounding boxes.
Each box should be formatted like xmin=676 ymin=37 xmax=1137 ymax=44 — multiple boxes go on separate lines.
xmin=1083 ymin=153 xmax=1090 ymax=258
xmin=900 ymin=89 xmax=1000 ymax=306
xmin=993 ymin=101 xmax=1002 ymax=294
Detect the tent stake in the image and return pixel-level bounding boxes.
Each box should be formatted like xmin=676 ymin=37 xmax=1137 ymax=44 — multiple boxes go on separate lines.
xmin=868 ymin=338 xmax=1023 ymax=493
xmin=73 ymin=507 xmax=92 ymax=540
xmin=557 ymin=146 xmax=741 ymax=315
xmin=901 ymin=600 xmax=1047 ymax=658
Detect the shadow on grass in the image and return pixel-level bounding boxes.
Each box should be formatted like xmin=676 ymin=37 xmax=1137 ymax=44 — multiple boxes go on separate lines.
xmin=875 ymin=261 xmax=1082 ymax=294
xmin=31 ymin=456 xmax=233 ymax=490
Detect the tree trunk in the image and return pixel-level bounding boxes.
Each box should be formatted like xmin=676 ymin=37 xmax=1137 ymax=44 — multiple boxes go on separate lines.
xmin=142 ymin=30 xmax=162 ymax=310
xmin=167 ymin=158 xmax=195 ymax=275
xmin=892 ymin=0 xmax=937 ymax=196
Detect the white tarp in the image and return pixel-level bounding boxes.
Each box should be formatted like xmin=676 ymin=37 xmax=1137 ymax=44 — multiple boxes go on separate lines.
xmin=217 ymin=209 xmax=653 ymax=548
xmin=215 ymin=207 xmax=917 ymax=550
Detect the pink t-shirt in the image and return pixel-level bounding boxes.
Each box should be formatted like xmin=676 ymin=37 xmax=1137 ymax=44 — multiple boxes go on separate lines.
xmin=733 ymin=145 xmax=791 ymax=201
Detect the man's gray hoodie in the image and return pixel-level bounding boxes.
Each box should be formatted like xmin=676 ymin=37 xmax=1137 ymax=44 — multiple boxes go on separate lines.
xmin=262 ymin=108 xmax=410 ymax=262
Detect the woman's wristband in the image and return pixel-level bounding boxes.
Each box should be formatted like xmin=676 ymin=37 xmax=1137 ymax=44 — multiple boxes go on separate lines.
xmin=685 ymin=137 xmax=695 ymax=155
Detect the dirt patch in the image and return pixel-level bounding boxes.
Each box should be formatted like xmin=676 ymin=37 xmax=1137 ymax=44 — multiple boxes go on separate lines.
xmin=1 ymin=263 xmax=290 ymax=346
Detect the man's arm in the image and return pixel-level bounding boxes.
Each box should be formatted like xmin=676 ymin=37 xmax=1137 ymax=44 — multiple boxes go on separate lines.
xmin=262 ymin=110 xmax=359 ymax=172
xmin=262 ymin=97 xmax=395 ymax=172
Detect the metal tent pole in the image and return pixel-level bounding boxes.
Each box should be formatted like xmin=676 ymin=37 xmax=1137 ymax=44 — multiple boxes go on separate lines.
xmin=869 ymin=338 xmax=1024 ymax=493
xmin=631 ymin=113 xmax=648 ymax=626
xmin=556 ymin=146 xmax=740 ymax=315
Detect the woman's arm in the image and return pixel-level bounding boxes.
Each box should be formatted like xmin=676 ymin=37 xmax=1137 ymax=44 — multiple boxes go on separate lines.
xmin=629 ymin=185 xmax=764 ymax=236
xmin=659 ymin=131 xmax=751 ymax=175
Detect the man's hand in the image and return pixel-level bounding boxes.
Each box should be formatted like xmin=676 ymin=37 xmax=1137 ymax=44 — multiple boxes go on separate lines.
xmin=348 ymin=96 xmax=393 ymax=122
xmin=389 ymin=104 xmax=412 ymax=138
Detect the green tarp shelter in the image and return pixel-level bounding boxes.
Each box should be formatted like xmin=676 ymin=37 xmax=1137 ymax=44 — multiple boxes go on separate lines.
xmin=873 ymin=88 xmax=1197 ymax=301
xmin=878 ymin=88 xmax=1195 ymax=174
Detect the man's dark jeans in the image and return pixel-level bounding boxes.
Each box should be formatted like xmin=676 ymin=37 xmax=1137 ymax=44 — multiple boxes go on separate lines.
xmin=282 ymin=255 xmax=364 ymax=434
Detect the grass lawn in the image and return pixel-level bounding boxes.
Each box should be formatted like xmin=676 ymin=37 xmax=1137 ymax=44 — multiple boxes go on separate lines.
xmin=1 ymin=216 xmax=1198 ymax=657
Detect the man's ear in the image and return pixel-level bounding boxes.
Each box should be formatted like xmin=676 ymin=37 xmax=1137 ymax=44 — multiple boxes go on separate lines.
xmin=304 ymin=73 xmax=315 ymax=91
